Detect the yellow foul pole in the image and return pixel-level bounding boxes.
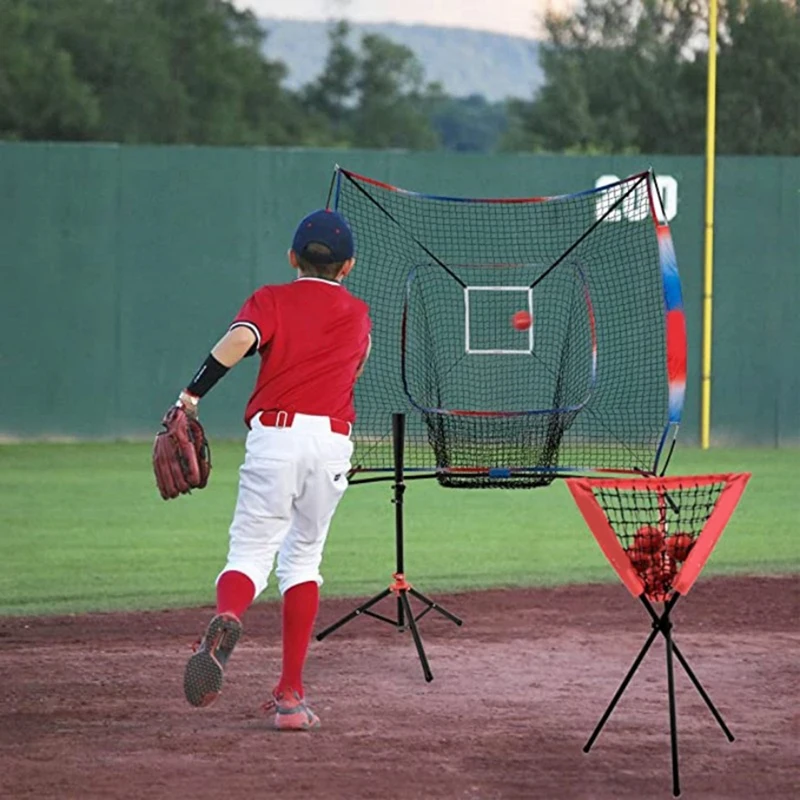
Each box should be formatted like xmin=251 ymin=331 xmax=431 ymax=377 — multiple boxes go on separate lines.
xmin=701 ymin=0 xmax=719 ymax=449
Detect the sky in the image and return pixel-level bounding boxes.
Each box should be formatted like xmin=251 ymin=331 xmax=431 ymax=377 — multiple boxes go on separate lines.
xmin=232 ymin=0 xmax=575 ymax=39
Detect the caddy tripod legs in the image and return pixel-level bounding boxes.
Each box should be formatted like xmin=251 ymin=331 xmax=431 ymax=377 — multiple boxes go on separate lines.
xmin=640 ymin=598 xmax=735 ymax=742
xmin=583 ymin=621 xmax=662 ymax=753
xmin=584 ymin=595 xmax=734 ymax=797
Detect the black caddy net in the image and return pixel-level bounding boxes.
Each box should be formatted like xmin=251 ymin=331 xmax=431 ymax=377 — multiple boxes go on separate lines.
xmin=335 ymin=169 xmax=673 ymax=488
xmin=592 ymin=481 xmax=725 ymax=601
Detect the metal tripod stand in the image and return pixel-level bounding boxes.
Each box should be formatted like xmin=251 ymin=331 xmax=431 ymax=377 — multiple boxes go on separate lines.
xmin=315 ymin=413 xmax=462 ymax=682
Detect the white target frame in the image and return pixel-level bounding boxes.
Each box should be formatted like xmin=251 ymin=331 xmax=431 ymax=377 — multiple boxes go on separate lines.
xmin=464 ymin=286 xmax=534 ymax=355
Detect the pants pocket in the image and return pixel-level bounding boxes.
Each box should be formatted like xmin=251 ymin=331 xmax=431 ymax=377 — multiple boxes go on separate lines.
xmin=326 ymin=459 xmax=351 ymax=493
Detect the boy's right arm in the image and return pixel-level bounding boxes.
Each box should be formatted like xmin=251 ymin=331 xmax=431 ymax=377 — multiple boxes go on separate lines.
xmin=176 ymin=326 xmax=257 ymax=414
xmin=213 ymin=326 xmax=258 ymax=366
xmin=176 ymin=285 xmax=275 ymax=416
xmin=153 ymin=294 xmax=264 ymax=500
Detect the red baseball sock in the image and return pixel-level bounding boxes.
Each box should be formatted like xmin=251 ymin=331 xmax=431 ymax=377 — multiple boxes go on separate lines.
xmin=215 ymin=570 xmax=255 ymax=619
xmin=276 ymin=581 xmax=320 ymax=698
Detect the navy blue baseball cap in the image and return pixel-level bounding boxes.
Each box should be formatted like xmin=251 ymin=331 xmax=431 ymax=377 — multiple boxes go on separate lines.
xmin=292 ymin=209 xmax=354 ymax=264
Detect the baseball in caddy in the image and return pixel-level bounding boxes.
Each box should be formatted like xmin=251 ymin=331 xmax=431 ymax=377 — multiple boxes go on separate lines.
xmin=625 ymin=545 xmax=650 ymax=571
xmin=666 ymin=532 xmax=695 ymax=562
xmin=512 ymin=310 xmax=533 ymax=330
xmin=633 ymin=524 xmax=664 ymax=555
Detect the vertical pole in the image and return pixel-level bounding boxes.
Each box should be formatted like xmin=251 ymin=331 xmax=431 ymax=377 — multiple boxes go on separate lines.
xmin=392 ymin=413 xmax=406 ymax=629
xmin=664 ymin=613 xmax=681 ymax=797
xmin=701 ymin=0 xmax=719 ymax=450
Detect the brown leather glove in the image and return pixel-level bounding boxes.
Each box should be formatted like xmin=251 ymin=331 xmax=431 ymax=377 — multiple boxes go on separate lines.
xmin=152 ymin=405 xmax=211 ymax=500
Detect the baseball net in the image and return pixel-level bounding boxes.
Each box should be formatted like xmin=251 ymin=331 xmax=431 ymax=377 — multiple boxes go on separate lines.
xmin=567 ymin=473 xmax=752 ymax=601
xmin=333 ymin=168 xmax=686 ymax=488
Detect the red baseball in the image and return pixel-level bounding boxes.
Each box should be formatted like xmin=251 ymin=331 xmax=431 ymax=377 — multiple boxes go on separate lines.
xmin=665 ymin=532 xmax=694 ymax=562
xmin=512 ymin=310 xmax=532 ymax=330
xmin=626 ymin=546 xmax=650 ymax=572
xmin=642 ymin=563 xmax=666 ymax=599
xmin=660 ymin=553 xmax=678 ymax=587
xmin=633 ymin=525 xmax=665 ymax=556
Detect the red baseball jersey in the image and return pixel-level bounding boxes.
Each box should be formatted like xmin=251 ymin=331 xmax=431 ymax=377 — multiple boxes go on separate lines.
xmin=231 ymin=277 xmax=371 ymax=425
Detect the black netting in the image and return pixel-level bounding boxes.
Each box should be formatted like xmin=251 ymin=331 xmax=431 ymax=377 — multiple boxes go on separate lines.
xmin=336 ymin=169 xmax=672 ymax=488
xmin=593 ymin=481 xmax=725 ymax=601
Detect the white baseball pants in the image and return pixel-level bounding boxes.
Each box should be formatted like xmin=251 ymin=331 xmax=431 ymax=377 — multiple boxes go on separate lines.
xmin=218 ymin=412 xmax=353 ymax=597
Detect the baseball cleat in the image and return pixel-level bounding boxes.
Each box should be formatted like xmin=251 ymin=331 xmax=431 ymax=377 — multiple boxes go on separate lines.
xmin=183 ymin=613 xmax=242 ymax=708
xmin=264 ymin=689 xmax=321 ymax=731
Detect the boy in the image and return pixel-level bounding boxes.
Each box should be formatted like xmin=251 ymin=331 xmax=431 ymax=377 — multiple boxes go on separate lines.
xmin=174 ymin=209 xmax=371 ymax=730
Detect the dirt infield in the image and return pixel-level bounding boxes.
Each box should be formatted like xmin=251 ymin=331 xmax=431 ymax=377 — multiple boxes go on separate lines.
xmin=1 ymin=576 xmax=797 ymax=799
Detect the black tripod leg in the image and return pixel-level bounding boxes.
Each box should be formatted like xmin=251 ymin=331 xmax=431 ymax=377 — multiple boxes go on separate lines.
xmin=670 ymin=642 xmax=735 ymax=742
xmin=400 ymin=590 xmax=434 ymax=683
xmin=408 ymin=587 xmax=463 ymax=626
xmin=640 ymin=597 xmax=735 ymax=742
xmin=665 ymin=619 xmax=681 ymax=797
xmin=584 ymin=624 xmax=661 ymax=753
xmin=316 ymin=587 xmax=392 ymax=641
xmin=397 ymin=594 xmax=406 ymax=632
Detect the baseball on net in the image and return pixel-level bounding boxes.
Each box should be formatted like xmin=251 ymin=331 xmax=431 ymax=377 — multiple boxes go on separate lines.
xmin=512 ymin=310 xmax=533 ymax=330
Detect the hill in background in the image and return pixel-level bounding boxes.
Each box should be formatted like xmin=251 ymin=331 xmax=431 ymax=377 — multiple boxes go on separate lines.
xmin=260 ymin=19 xmax=543 ymax=101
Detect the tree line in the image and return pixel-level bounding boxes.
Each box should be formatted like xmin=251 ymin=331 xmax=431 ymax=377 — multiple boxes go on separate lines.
xmin=508 ymin=0 xmax=800 ymax=155
xmin=1 ymin=0 xmax=797 ymax=155
xmin=0 ymin=0 xmax=500 ymax=151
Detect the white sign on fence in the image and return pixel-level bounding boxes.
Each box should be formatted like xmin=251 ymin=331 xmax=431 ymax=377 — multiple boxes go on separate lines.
xmin=595 ymin=174 xmax=678 ymax=223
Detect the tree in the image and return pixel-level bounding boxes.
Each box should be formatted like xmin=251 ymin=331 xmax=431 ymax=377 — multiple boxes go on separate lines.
xmin=506 ymin=0 xmax=800 ymax=155
xmin=301 ymin=20 xmax=359 ymax=144
xmin=717 ymin=0 xmax=800 ymax=155
xmin=0 ymin=0 xmax=99 ymax=141
xmin=425 ymin=92 xmax=509 ymax=153
xmin=301 ymin=23 xmax=440 ymax=150
xmin=40 ymin=0 xmax=190 ymax=143
xmin=2 ymin=0 xmax=315 ymax=146
xmin=352 ymin=34 xmax=439 ymax=150
xmin=505 ymin=0 xmax=708 ymax=154
xmin=154 ymin=0 xmax=302 ymax=145
xmin=1 ymin=2 xmax=504 ymax=152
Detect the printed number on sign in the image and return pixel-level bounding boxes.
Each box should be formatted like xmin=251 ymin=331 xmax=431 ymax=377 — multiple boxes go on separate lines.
xmin=595 ymin=175 xmax=678 ymax=223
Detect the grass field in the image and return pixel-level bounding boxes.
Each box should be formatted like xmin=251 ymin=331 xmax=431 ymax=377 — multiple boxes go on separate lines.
xmin=0 ymin=443 xmax=797 ymax=615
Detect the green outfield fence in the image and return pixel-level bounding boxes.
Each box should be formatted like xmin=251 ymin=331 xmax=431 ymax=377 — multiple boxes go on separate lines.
xmin=0 ymin=143 xmax=797 ymax=445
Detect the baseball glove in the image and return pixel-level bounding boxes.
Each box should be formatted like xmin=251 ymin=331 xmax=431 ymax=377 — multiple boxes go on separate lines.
xmin=152 ymin=406 xmax=211 ymax=500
